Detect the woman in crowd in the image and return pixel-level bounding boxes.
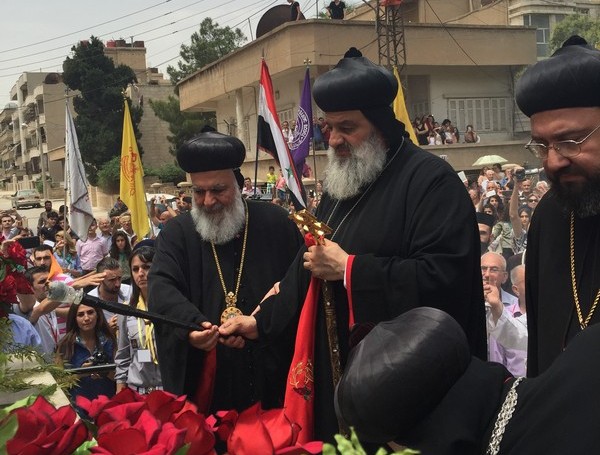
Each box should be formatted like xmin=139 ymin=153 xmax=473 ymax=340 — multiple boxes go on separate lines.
xmin=54 ymin=230 xmax=82 ymax=277
xmin=510 ymin=180 xmax=531 ymax=254
xmin=513 ymin=206 xmax=531 ymax=254
xmin=464 ymin=124 xmax=480 ymax=143
xmin=115 ymin=245 xmax=162 ymax=394
xmin=56 ymin=303 xmax=116 ymax=402
xmin=413 ymin=116 xmax=429 ymax=146
xmin=108 ymin=231 xmax=132 ymax=285
xmin=490 ymin=208 xmax=514 ymax=260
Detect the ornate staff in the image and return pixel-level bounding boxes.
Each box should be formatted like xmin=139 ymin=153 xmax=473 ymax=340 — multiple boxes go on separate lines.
xmin=289 ymin=211 xmax=343 ymax=389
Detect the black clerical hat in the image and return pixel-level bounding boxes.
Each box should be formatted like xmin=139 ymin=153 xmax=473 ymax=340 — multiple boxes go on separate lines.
xmin=313 ymin=48 xmax=398 ymax=112
xmin=516 ymin=35 xmax=600 ymax=117
xmin=334 ymin=307 xmax=471 ymax=443
xmin=177 ymin=131 xmax=246 ymax=173
xmin=477 ymin=212 xmax=495 ymax=227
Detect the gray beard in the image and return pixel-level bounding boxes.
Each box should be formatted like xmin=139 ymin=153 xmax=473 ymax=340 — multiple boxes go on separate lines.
xmin=550 ymin=177 xmax=600 ymax=218
xmin=323 ymin=133 xmax=387 ymax=200
xmin=191 ymin=195 xmax=245 ymax=244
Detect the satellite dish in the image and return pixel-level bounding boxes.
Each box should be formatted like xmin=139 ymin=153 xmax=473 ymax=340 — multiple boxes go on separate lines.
xmin=256 ymin=4 xmax=306 ymax=39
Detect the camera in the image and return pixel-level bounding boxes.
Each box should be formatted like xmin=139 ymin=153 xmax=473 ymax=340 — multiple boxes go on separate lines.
xmin=515 ymin=169 xmax=526 ymax=181
xmin=87 ymin=350 xmax=110 ymax=366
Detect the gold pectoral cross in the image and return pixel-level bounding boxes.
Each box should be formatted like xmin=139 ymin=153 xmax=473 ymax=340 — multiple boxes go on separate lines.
xmin=290 ymin=210 xmax=332 ymax=246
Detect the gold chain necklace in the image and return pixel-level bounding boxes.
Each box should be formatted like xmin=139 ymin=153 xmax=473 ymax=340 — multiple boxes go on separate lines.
xmin=569 ymin=211 xmax=600 ymax=330
xmin=211 ymin=199 xmax=249 ymax=324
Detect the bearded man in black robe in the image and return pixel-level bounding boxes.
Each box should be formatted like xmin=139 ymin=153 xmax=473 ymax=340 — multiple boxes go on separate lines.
xmin=516 ymin=36 xmax=600 ymax=377
xmin=148 ymin=131 xmax=303 ymax=412
xmin=220 ymin=49 xmax=486 ymax=441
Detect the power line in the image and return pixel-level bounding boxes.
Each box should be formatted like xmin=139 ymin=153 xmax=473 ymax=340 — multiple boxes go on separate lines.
xmin=0 ymin=0 xmax=175 ymax=55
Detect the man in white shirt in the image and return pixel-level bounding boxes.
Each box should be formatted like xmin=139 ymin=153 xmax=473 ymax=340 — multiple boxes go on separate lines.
xmin=87 ymin=257 xmax=132 ymax=332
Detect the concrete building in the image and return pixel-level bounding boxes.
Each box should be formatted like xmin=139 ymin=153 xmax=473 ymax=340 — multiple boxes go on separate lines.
xmin=177 ymin=11 xmax=540 ymax=179
xmin=3 ymin=72 xmax=72 ymax=193
xmin=105 ymin=39 xmax=175 ymax=170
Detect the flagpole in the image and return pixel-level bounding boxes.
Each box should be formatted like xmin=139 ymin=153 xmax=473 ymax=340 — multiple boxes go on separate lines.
xmin=304 ymin=59 xmax=318 ymax=194
xmin=63 ymin=92 xmax=69 ymax=260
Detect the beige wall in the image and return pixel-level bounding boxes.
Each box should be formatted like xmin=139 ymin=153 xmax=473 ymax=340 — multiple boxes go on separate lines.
xmin=179 ymin=20 xmax=536 ymax=111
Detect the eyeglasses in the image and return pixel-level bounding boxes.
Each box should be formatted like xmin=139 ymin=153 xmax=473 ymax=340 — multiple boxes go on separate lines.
xmin=525 ymin=123 xmax=600 ymax=159
xmin=481 ymin=266 xmax=503 ymax=273
xmin=528 ymin=198 xmax=538 ymax=203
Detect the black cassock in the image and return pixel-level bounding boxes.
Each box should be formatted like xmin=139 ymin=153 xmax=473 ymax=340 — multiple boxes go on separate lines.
xmin=256 ymin=139 xmax=487 ymax=440
xmin=526 ymin=190 xmax=600 ymax=376
xmin=148 ymin=201 xmax=303 ymax=411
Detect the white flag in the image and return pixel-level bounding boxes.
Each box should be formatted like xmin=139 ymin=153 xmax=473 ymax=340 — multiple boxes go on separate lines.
xmin=65 ymin=106 xmax=94 ymax=241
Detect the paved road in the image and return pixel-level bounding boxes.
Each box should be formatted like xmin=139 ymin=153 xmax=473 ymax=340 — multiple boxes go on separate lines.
xmin=0 ymin=191 xmax=107 ymax=231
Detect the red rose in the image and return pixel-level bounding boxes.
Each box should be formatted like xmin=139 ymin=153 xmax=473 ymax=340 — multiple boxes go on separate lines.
xmin=222 ymin=404 xmax=323 ymax=455
xmin=91 ymin=412 xmax=187 ymax=455
xmin=6 ymin=396 xmax=90 ymax=455
xmin=172 ymin=410 xmax=216 ymax=455
xmin=0 ymin=275 xmax=17 ymax=304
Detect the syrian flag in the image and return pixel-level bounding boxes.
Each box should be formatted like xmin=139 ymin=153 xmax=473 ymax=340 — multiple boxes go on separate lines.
xmin=289 ymin=67 xmax=313 ymax=174
xmin=257 ymin=60 xmax=306 ymax=208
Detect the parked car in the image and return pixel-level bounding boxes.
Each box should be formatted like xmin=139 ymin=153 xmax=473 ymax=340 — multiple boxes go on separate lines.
xmin=11 ymin=189 xmax=42 ymax=209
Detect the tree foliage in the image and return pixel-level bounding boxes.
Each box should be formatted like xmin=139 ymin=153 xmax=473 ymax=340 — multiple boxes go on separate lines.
xmin=549 ymin=14 xmax=600 ymax=54
xmin=166 ymin=18 xmax=246 ymax=86
xmin=62 ymin=36 xmax=143 ymax=185
xmin=149 ymin=96 xmax=215 ymax=155
xmin=151 ymin=18 xmax=245 ymax=154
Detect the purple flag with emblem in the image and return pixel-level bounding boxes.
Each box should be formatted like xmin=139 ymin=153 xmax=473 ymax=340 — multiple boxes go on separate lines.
xmin=290 ymin=68 xmax=313 ymax=173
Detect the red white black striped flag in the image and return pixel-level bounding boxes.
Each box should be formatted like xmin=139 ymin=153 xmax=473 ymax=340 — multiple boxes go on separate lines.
xmin=257 ymin=59 xmax=306 ymax=207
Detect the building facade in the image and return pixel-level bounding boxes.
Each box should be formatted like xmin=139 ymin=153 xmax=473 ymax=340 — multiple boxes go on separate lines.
xmin=177 ymin=16 xmax=539 ymax=178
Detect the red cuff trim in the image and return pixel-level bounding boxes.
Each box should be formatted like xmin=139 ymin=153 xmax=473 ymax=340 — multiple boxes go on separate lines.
xmin=346 ymin=255 xmax=355 ymax=328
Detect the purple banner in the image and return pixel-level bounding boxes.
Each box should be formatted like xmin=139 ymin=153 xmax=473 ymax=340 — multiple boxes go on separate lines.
xmin=290 ymin=67 xmax=313 ymax=172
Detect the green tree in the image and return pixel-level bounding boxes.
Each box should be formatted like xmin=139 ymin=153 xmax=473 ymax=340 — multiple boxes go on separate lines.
xmin=549 ymin=14 xmax=600 ymax=54
xmin=166 ymin=18 xmax=246 ymax=86
xmin=148 ymin=96 xmax=215 ymax=155
xmin=151 ymin=18 xmax=246 ymax=154
xmin=62 ymin=36 xmax=143 ymax=185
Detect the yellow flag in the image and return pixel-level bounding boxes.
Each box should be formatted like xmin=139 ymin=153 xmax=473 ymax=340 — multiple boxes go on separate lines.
xmin=393 ymin=66 xmax=418 ymax=144
xmin=120 ymin=99 xmax=150 ymax=240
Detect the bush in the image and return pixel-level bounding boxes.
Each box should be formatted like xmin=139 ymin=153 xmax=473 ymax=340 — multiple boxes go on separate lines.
xmin=152 ymin=163 xmax=186 ymax=185
xmin=97 ymin=156 xmax=121 ymax=194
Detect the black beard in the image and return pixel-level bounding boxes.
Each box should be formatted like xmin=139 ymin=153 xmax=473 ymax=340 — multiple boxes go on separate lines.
xmin=549 ymin=177 xmax=600 ymax=218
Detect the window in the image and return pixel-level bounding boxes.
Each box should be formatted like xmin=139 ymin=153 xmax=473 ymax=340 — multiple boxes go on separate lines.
xmin=523 ymin=14 xmax=550 ymax=57
xmin=278 ymin=108 xmax=294 ymax=124
xmin=447 ymin=97 xmax=511 ymax=133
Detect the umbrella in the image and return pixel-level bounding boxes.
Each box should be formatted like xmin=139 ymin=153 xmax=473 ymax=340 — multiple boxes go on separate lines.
xmin=472 ymin=155 xmax=508 ymax=167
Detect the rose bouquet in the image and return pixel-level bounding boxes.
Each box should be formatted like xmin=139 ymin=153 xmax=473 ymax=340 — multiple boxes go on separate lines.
xmin=1 ymin=388 xmax=324 ymax=455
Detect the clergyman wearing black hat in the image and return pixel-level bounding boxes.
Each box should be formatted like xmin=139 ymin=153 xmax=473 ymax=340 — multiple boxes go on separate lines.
xmin=477 ymin=211 xmax=496 ymax=255
xmin=147 ymin=129 xmax=303 ymax=414
xmin=515 ymin=36 xmax=600 ymax=377
xmin=219 ymin=48 xmax=486 ymax=442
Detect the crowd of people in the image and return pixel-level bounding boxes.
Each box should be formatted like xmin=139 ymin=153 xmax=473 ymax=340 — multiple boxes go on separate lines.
xmin=1 ymin=36 xmax=599 ymax=453
xmin=412 ymin=115 xmax=480 ymax=146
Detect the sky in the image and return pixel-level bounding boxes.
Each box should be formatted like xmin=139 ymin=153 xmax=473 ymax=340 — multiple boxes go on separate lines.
xmin=0 ymin=0 xmax=338 ymax=106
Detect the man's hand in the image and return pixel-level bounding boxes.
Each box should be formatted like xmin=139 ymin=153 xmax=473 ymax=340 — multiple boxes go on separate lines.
xmin=303 ymin=238 xmax=348 ymax=281
xmin=219 ymin=316 xmax=259 ymax=341
xmin=188 ymin=321 xmax=219 ymax=351
xmin=484 ymin=283 xmax=503 ymax=323
xmin=108 ymin=315 xmax=118 ymax=333
xmin=72 ymin=272 xmax=107 ymax=289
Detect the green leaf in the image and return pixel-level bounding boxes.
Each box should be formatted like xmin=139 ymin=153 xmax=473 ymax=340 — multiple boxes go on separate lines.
xmin=0 ymin=394 xmax=37 ymax=420
xmin=174 ymin=442 xmax=190 ymax=455
xmin=0 ymin=413 xmax=18 ymax=454
xmin=322 ymin=443 xmax=338 ymax=455
xmin=72 ymin=438 xmax=97 ymax=455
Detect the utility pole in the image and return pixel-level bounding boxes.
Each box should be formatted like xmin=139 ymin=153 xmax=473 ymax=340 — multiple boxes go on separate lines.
xmin=34 ymin=103 xmax=48 ymax=200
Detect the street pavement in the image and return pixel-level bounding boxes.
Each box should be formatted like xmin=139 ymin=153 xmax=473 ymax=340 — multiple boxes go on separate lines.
xmin=0 ymin=190 xmax=108 ymax=231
